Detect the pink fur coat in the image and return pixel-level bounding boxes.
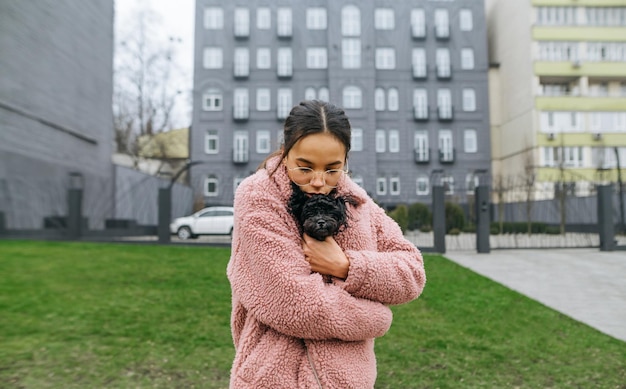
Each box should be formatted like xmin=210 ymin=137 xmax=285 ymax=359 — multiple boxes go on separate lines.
xmin=227 ymin=156 xmax=426 ymax=388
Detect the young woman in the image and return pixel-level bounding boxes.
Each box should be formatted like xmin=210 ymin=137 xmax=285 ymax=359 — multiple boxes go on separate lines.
xmin=227 ymin=100 xmax=426 ymax=388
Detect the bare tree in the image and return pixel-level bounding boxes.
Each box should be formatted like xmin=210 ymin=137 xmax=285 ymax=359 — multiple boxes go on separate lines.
xmin=492 ymin=173 xmax=510 ymax=234
xmin=113 ymin=5 xmax=185 ymax=158
xmin=521 ymin=148 xmax=536 ymax=235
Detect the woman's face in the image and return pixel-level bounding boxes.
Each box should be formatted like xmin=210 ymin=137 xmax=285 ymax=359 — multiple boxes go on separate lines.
xmin=285 ymin=132 xmax=347 ymax=195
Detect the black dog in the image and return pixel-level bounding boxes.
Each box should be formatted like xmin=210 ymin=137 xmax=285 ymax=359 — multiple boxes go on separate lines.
xmin=288 ymin=184 xmax=357 ymax=241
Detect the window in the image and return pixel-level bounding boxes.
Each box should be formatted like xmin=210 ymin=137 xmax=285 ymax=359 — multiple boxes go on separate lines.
xmin=305 ymin=87 xmax=316 ymax=101
xmin=389 ymin=130 xmax=400 ymax=153
xmin=413 ymin=88 xmax=428 ymax=120
xmin=277 ymin=88 xmax=292 ymax=119
xmin=234 ymin=48 xmax=249 ymax=77
xmin=589 ymin=83 xmax=609 ymax=97
xmin=461 ymin=48 xmax=475 ymax=70
xmin=204 ymin=175 xmax=218 ymax=196
xmin=437 ymin=89 xmax=452 ymax=118
xmin=233 ymin=89 xmax=249 ymax=120
xmin=414 ymin=131 xmax=429 ymax=162
xmin=352 ymin=176 xmax=364 ymax=187
xmin=563 ymin=146 xmax=584 ymax=167
xmin=342 ymin=5 xmax=361 ymax=36
xmin=388 ymin=88 xmax=399 ymax=111
xmin=277 ymin=8 xmax=292 ymax=37
xmin=307 ymin=8 xmax=327 ymax=29
xmin=375 ymin=8 xmax=395 ymax=30
xmin=439 ymin=130 xmax=454 ymax=162
xmin=376 ymin=177 xmax=387 ymax=195
xmin=375 ymin=88 xmax=386 ymax=111
xmin=459 ymin=9 xmax=473 ymax=31
xmin=411 ymin=9 xmax=426 ymax=38
xmin=257 ymin=7 xmax=271 ymax=29
xmin=462 ymin=88 xmax=476 ymax=112
xmin=343 ymin=86 xmax=362 ymax=109
xmin=204 ymin=7 xmax=223 ymax=29
xmin=587 ymin=42 xmax=626 ymax=62
xmin=234 ymin=176 xmax=245 ymax=193
xmin=234 ymin=8 xmax=250 ymax=37
xmin=375 ymin=48 xmax=396 ymax=69
xmin=318 ymin=87 xmax=329 ymax=102
xmin=466 ymin=174 xmax=479 ymax=194
xmin=537 ymin=6 xmax=576 ymax=26
xmin=464 ymin=129 xmax=477 ymax=153
xmin=233 ymin=132 xmax=249 ymax=163
xmin=390 ymin=176 xmax=401 ymax=195
xmin=587 ymin=7 xmax=626 ymax=26
xmin=256 ymin=88 xmax=270 ymax=111
xmin=590 ymin=112 xmax=626 ymax=133
xmin=442 ymin=175 xmax=454 ymax=195
xmin=306 ymin=48 xmax=328 ymax=69
xmin=256 ymin=130 xmax=271 ymax=153
xmin=436 ymin=48 xmax=451 ymax=78
xmin=542 ymin=147 xmax=558 ymax=167
xmin=351 ymin=128 xmax=363 ymax=151
xmin=342 ymin=39 xmax=361 ymax=69
xmin=416 ymin=176 xmax=429 ymax=195
xmin=256 ymin=48 xmax=271 ymax=69
xmin=435 ymin=9 xmax=450 ymax=38
xmin=203 ymin=89 xmax=222 ymax=111
xmin=376 ymin=130 xmax=386 ymax=153
xmin=277 ymin=48 xmax=293 ymax=77
xmin=205 ymin=130 xmax=219 ymax=154
xmin=412 ymin=48 xmax=427 ymax=78
xmin=541 ymin=111 xmax=584 ymax=133
xmin=203 ymin=48 xmax=223 ymax=69
xmin=538 ymin=42 xmax=578 ymax=61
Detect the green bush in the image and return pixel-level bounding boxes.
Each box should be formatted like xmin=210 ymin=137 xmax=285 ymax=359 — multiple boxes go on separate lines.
xmin=408 ymin=203 xmax=432 ymax=231
xmin=445 ymin=202 xmax=465 ymax=233
xmin=545 ymin=226 xmax=561 ymax=235
xmin=490 ymin=225 xmax=501 ymax=235
xmin=388 ymin=204 xmax=409 ymax=234
xmin=420 ymin=224 xmax=433 ymax=233
xmin=448 ymin=228 xmax=461 ymax=235
xmin=462 ymin=223 xmax=476 ymax=233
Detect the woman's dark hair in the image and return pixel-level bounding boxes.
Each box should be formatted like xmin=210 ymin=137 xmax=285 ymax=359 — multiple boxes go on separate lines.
xmin=260 ymin=100 xmax=351 ymax=175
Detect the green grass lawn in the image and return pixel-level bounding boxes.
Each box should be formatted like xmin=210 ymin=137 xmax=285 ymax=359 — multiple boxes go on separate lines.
xmin=0 ymin=240 xmax=624 ymax=389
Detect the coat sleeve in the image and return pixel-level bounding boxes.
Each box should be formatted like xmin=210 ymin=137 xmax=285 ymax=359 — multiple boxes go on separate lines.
xmin=340 ymin=202 xmax=426 ymax=306
xmin=227 ymin=180 xmax=392 ymax=342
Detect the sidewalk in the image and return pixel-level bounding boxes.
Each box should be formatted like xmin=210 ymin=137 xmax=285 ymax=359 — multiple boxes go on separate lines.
xmin=444 ymin=248 xmax=626 ymax=343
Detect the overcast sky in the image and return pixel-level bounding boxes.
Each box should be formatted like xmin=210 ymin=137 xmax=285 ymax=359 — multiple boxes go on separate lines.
xmin=114 ymin=0 xmax=195 ymax=128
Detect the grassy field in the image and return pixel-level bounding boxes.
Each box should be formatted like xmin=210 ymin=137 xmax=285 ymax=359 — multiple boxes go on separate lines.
xmin=0 ymin=240 xmax=624 ymax=389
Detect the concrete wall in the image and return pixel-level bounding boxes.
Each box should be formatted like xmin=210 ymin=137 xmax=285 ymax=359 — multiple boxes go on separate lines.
xmin=0 ymin=1 xmax=115 ymax=229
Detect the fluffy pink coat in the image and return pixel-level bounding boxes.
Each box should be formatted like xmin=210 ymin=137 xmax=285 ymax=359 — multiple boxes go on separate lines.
xmin=227 ymin=156 xmax=426 ymax=388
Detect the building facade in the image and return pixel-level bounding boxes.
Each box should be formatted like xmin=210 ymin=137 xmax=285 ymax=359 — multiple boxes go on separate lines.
xmin=191 ymin=0 xmax=491 ymax=208
xmin=0 ymin=1 xmax=115 ymax=229
xmin=487 ymin=0 xmax=626 ymax=200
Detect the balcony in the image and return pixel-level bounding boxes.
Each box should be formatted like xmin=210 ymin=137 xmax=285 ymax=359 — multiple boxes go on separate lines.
xmin=234 ymin=26 xmax=249 ymax=40
xmin=232 ymin=106 xmax=249 ymax=122
xmin=233 ymin=67 xmax=249 ymax=79
xmin=437 ymin=106 xmax=454 ymax=121
xmin=435 ymin=25 xmax=450 ymax=40
xmin=414 ymin=148 xmax=430 ymax=164
xmin=277 ymin=25 xmax=292 ymax=39
xmin=411 ymin=24 xmax=426 ymax=39
xmin=232 ymin=149 xmax=249 ymax=164
xmin=413 ymin=106 xmax=429 ymax=121
xmin=439 ymin=148 xmax=456 ymax=164
xmin=436 ymin=65 xmax=451 ymax=80
xmin=277 ymin=67 xmax=293 ymax=79
xmin=412 ymin=64 xmax=427 ymax=80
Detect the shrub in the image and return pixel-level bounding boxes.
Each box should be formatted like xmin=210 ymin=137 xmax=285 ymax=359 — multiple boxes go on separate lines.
xmin=420 ymin=224 xmax=433 ymax=233
xmin=462 ymin=223 xmax=476 ymax=233
xmin=408 ymin=203 xmax=432 ymax=231
xmin=490 ymin=225 xmax=501 ymax=235
xmin=388 ymin=204 xmax=409 ymax=234
xmin=448 ymin=228 xmax=461 ymax=235
xmin=545 ymin=226 xmax=561 ymax=235
xmin=445 ymin=202 xmax=465 ymax=233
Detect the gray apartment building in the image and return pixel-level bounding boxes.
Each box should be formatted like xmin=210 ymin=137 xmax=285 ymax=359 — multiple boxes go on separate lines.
xmin=191 ymin=0 xmax=491 ymax=209
xmin=0 ymin=1 xmax=114 ymax=229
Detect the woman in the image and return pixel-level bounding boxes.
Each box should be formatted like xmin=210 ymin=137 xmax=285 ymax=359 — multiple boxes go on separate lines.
xmin=227 ymin=100 xmax=426 ymax=388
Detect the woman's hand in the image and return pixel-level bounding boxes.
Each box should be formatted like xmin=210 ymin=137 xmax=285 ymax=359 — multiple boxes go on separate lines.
xmin=302 ymin=234 xmax=350 ymax=280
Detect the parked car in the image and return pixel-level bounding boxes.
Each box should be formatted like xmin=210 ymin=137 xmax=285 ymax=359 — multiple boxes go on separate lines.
xmin=170 ymin=206 xmax=234 ymax=240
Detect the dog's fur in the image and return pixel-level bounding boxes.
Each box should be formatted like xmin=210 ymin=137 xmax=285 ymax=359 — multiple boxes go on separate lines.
xmin=288 ymin=183 xmax=358 ymax=241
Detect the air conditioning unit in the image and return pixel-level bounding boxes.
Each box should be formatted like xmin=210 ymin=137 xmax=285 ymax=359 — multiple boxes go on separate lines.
xmin=593 ymin=133 xmax=602 ymax=141
xmin=547 ymin=133 xmax=555 ymax=141
xmin=572 ymin=60 xmax=581 ymax=68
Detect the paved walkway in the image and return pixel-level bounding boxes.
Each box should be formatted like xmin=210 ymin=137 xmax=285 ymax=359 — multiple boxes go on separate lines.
xmin=444 ymin=248 xmax=626 ymax=343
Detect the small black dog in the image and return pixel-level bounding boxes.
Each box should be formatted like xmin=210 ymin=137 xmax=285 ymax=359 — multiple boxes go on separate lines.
xmin=288 ymin=184 xmax=357 ymax=241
